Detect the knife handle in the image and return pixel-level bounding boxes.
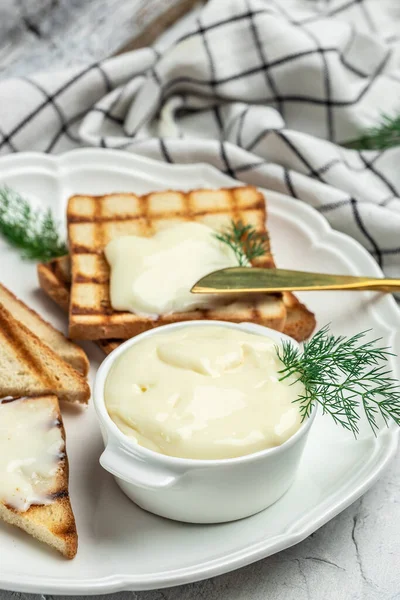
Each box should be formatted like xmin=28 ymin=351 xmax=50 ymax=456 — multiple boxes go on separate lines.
xmin=233 ymin=281 xmax=400 ymax=292
xmin=277 ymin=278 xmax=400 ymax=292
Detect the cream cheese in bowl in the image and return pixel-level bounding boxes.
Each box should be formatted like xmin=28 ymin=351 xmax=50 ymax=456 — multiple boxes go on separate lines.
xmin=94 ymin=321 xmax=317 ymax=523
xmin=104 ymin=326 xmax=304 ymax=460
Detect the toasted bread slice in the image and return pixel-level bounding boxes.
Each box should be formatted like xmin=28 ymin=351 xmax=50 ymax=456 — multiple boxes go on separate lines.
xmin=37 ymin=256 xmax=71 ymax=313
xmin=0 ymin=304 xmax=90 ymax=404
xmin=38 ymin=256 xmax=315 ymax=348
xmin=0 ymin=395 xmax=77 ymax=559
xmin=0 ymin=283 xmax=89 ymax=376
xmin=67 ymin=187 xmax=287 ymax=340
xmin=282 ymin=292 xmax=316 ymax=342
xmin=37 ymin=257 xmax=120 ymax=354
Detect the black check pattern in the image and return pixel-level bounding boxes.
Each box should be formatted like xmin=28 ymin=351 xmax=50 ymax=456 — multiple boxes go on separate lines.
xmin=0 ymin=0 xmax=399 ymax=274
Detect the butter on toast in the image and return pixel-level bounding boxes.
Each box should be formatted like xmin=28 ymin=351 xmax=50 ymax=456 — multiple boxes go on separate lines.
xmin=0 ymin=304 xmax=90 ymax=404
xmin=0 ymin=283 xmax=89 ymax=376
xmin=38 ymin=262 xmax=315 ymax=350
xmin=67 ymin=187 xmax=286 ymax=340
xmin=0 ymin=395 xmax=77 ymax=559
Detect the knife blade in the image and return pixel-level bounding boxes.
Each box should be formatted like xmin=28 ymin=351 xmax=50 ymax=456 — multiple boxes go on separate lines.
xmin=191 ymin=267 xmax=400 ymax=294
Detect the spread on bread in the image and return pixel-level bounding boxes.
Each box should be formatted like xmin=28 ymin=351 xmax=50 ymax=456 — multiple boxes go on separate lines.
xmin=104 ymin=325 xmax=304 ymax=460
xmin=0 ymin=395 xmax=78 ymax=559
xmin=38 ymin=255 xmax=316 ymax=347
xmin=0 ymin=396 xmax=64 ymax=511
xmin=66 ymin=187 xmax=294 ymax=341
xmin=104 ymin=222 xmax=238 ymax=317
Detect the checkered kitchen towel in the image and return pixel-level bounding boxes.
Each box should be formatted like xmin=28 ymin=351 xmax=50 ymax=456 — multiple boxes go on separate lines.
xmin=1 ymin=0 xmax=400 ymax=276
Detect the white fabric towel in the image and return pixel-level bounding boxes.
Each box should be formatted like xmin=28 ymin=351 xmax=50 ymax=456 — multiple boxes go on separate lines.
xmin=0 ymin=0 xmax=399 ymax=276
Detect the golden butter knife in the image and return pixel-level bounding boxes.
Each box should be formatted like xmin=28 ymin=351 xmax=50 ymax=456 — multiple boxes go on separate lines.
xmin=191 ymin=267 xmax=400 ymax=294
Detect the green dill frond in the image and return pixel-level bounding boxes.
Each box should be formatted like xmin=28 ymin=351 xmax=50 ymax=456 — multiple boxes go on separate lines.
xmin=345 ymin=113 xmax=400 ymax=150
xmin=0 ymin=187 xmax=68 ymax=261
xmin=215 ymin=220 xmax=269 ymax=266
xmin=277 ymin=325 xmax=400 ymax=437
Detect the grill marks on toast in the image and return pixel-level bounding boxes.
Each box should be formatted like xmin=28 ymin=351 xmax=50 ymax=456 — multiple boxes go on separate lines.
xmin=0 ymin=395 xmax=78 ymax=559
xmin=0 ymin=304 xmax=90 ymax=404
xmin=37 ymin=260 xmax=70 ymax=312
xmin=0 ymin=306 xmax=54 ymax=389
xmin=0 ymin=282 xmax=89 ymax=376
xmin=39 ymin=267 xmax=315 ymax=352
xmin=67 ymin=187 xmax=283 ymax=340
xmin=38 ymin=257 xmax=316 ymax=348
xmin=67 ymin=190 xmax=265 ymax=224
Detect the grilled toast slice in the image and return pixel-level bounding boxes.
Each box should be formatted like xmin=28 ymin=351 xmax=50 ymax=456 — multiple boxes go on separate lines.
xmin=38 ymin=256 xmax=315 ymax=347
xmin=37 ymin=256 xmax=71 ymax=313
xmin=67 ymin=187 xmax=286 ymax=340
xmin=0 ymin=304 xmax=90 ymax=404
xmin=96 ymin=299 xmax=315 ymax=349
xmin=0 ymin=283 xmax=89 ymax=376
xmin=38 ymin=257 xmax=119 ymax=355
xmin=282 ymin=292 xmax=316 ymax=342
xmin=0 ymin=395 xmax=77 ymax=559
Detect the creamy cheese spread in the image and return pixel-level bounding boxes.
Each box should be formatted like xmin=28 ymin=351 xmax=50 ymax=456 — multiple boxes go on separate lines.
xmin=0 ymin=397 xmax=64 ymax=511
xmin=104 ymin=222 xmax=238 ymax=317
xmin=104 ymin=326 xmax=304 ymax=460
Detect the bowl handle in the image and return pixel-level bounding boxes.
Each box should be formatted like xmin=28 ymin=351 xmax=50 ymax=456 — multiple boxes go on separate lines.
xmin=100 ymin=443 xmax=181 ymax=490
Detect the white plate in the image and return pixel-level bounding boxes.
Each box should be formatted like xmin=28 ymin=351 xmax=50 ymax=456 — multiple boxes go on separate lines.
xmin=0 ymin=149 xmax=399 ymax=595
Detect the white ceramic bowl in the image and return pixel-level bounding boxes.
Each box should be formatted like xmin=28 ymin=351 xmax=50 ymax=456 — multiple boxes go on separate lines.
xmin=94 ymin=321 xmax=317 ymax=524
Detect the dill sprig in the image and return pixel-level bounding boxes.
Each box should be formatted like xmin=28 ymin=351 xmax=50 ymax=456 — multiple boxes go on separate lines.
xmin=277 ymin=325 xmax=400 ymax=436
xmin=0 ymin=186 xmax=67 ymax=261
xmin=345 ymin=113 xmax=400 ymax=150
xmin=215 ymin=220 xmax=269 ymax=266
